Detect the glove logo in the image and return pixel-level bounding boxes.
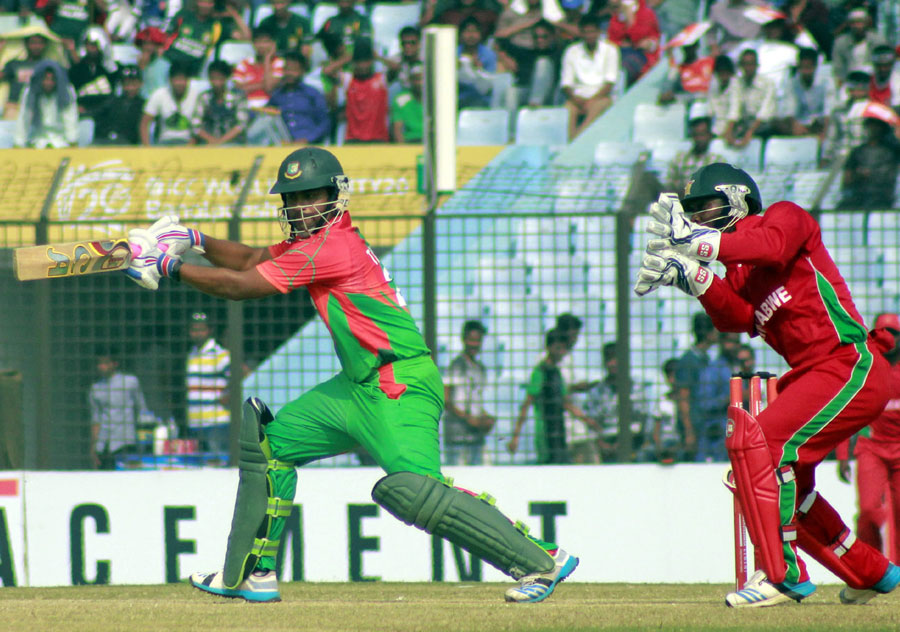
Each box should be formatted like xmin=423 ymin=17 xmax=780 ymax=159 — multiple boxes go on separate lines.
xmin=695 ymin=267 xmax=710 ymax=284
xmin=284 ymin=162 xmax=302 ymax=179
xmin=697 ymin=242 xmax=713 ymax=258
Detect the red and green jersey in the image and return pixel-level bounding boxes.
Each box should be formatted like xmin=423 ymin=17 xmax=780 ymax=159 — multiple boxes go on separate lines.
xmin=700 ymin=200 xmax=868 ymax=369
xmin=256 ymin=212 xmax=430 ymax=389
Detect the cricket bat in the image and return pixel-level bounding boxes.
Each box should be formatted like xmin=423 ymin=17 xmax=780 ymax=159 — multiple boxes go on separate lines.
xmin=13 ymin=238 xmax=133 ymax=281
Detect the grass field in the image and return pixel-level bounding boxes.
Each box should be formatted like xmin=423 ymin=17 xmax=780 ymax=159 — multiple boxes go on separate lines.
xmin=0 ymin=582 xmax=898 ymax=631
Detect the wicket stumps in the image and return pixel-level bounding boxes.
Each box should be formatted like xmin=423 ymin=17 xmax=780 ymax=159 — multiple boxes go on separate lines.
xmin=727 ymin=371 xmax=778 ymax=590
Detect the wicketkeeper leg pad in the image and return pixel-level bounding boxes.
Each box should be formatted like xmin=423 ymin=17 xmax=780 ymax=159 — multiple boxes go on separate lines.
xmin=222 ymin=397 xmax=294 ymax=589
xmin=372 ymin=471 xmax=554 ymax=579
xmin=726 ymin=405 xmax=789 ymax=584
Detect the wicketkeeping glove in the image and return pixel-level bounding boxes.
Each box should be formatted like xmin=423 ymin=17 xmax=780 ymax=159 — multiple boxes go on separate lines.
xmin=123 ymin=229 xmax=183 ymax=291
xmin=646 ymin=193 xmax=721 ymax=262
xmin=633 ymin=248 xmax=713 ymax=298
xmin=145 ymin=215 xmax=206 ymax=257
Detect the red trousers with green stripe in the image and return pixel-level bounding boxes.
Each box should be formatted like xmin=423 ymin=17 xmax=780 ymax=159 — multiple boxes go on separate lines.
xmin=759 ymin=340 xmax=891 ymax=587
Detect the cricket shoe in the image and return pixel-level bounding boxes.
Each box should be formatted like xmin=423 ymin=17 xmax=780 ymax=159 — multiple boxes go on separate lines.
xmin=190 ymin=569 xmax=281 ymax=603
xmin=725 ymin=569 xmax=816 ymax=608
xmin=504 ymin=548 xmax=579 ymax=603
xmin=840 ymin=562 xmax=900 ymax=605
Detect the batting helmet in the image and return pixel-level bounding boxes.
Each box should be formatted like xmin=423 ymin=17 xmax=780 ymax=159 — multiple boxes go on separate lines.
xmin=270 ymin=147 xmax=351 ymax=239
xmin=681 ymin=162 xmax=763 ymax=231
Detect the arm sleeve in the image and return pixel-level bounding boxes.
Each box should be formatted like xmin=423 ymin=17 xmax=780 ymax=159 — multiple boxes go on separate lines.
xmin=257 ymin=235 xmax=349 ymax=293
xmin=698 ymin=274 xmax=756 ymax=334
xmin=716 ymin=202 xmax=812 ymax=269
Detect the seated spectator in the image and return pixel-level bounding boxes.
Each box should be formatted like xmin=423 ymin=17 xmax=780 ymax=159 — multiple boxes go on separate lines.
xmin=13 ymin=59 xmax=78 ymax=147
xmin=826 ymin=69 xmax=873 ymax=162
xmin=317 ymin=0 xmax=372 ymax=51
xmin=192 ymin=59 xmax=248 ymax=145
xmin=870 ymin=45 xmax=900 ymax=109
xmin=496 ymin=18 xmax=561 ymax=109
xmin=706 ymin=53 xmax=735 ymax=136
xmin=140 ymin=61 xmax=203 ymax=145
xmin=38 ymin=0 xmax=95 ymax=60
xmin=831 ymin=8 xmax=886 ymax=87
xmin=253 ymin=51 xmax=330 ymax=145
xmin=135 ymin=27 xmax=169 ymax=100
xmin=666 ymin=116 xmax=726 ymax=193
xmin=749 ymin=17 xmax=798 ymax=86
xmin=344 ymin=38 xmax=389 ymax=143
xmin=560 ymin=13 xmax=619 ymax=140
xmin=317 ymin=32 xmax=353 ymax=136
xmin=657 ymin=40 xmax=713 ymax=106
xmin=493 ymin=0 xmax=544 ymax=56
xmin=838 ymin=107 xmax=900 ymax=210
xmin=164 ymin=0 xmax=250 ymax=77
xmin=258 ymin=0 xmax=313 ymax=58
xmin=0 ymin=26 xmax=64 ymax=120
xmin=233 ymin=26 xmax=284 ymax=110
xmin=774 ymin=46 xmax=834 ymax=140
xmin=424 ymin=0 xmax=498 ymax=36
xmin=606 ymin=0 xmax=660 ymax=87
xmin=457 ymin=16 xmax=510 ymax=108
xmin=707 ymin=0 xmax=763 ymax=54
xmin=391 ymin=62 xmax=423 ymax=143
xmin=723 ymin=48 xmax=776 ymax=147
xmin=68 ymin=26 xmax=118 ymax=123
xmin=93 ymin=64 xmax=144 ymax=145
xmin=382 ymin=26 xmax=422 ymax=96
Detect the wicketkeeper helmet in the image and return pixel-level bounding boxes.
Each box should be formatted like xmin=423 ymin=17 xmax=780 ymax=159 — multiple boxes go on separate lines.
xmin=681 ymin=162 xmax=763 ymax=231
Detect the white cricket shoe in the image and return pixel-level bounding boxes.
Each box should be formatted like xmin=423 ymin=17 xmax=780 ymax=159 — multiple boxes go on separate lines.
xmin=840 ymin=562 xmax=900 ymax=605
xmin=504 ymin=548 xmax=579 ymax=603
xmin=725 ymin=569 xmax=815 ymax=608
xmin=190 ymin=569 xmax=281 ymax=603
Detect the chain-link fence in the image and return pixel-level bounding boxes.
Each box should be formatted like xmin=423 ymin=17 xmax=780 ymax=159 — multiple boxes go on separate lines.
xmin=1 ymin=149 xmax=898 ymax=470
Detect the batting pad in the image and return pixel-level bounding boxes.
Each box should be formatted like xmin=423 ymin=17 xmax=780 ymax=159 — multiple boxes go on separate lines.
xmin=372 ymin=471 xmax=554 ymax=579
xmin=222 ymin=398 xmax=293 ymax=589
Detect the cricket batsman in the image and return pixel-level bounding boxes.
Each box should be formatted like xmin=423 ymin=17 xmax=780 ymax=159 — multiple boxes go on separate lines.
xmin=634 ymin=162 xmax=900 ymax=607
xmin=122 ymin=147 xmax=579 ymax=603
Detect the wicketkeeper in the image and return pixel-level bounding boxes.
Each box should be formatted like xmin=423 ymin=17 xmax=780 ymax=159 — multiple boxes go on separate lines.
xmin=634 ymin=162 xmax=900 ymax=607
xmin=123 ymin=147 xmax=579 ymax=603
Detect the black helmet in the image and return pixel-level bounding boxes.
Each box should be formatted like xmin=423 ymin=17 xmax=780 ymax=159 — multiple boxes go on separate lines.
xmin=270 ymin=147 xmax=346 ymax=194
xmin=682 ymin=162 xmax=763 ymax=230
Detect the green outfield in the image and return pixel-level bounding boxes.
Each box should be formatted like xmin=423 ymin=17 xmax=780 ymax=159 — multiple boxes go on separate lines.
xmin=0 ymin=582 xmax=898 ymax=632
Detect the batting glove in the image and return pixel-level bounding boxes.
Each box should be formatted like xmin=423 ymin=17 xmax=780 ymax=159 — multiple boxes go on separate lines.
xmin=123 ymin=229 xmax=183 ymax=291
xmin=146 ymin=215 xmax=206 ymax=257
xmin=646 ymin=193 xmax=721 ymax=262
xmin=633 ymin=248 xmax=713 ymax=298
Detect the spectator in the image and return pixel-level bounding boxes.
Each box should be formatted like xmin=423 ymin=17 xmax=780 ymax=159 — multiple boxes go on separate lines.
xmin=496 ymin=18 xmax=561 ymax=110
xmin=666 ymin=116 xmax=726 ymax=193
xmin=164 ymin=0 xmax=250 ymax=77
xmin=140 ymin=61 xmax=203 ymax=145
xmin=13 ymin=59 xmax=78 ymax=147
xmin=657 ymin=40 xmax=714 ymax=107
xmin=870 ymin=45 xmax=900 ymax=109
xmin=826 ymin=69 xmax=877 ymax=162
xmin=707 ymin=0 xmax=763 ymax=54
xmin=424 ymin=0 xmax=499 ymax=36
xmin=606 ymin=0 xmax=660 ymax=87
xmin=560 ymin=13 xmax=620 ymax=140
xmin=783 ymin=0 xmax=832 ymax=56
xmin=391 ymin=62 xmax=423 ymax=143
xmin=508 ymin=328 xmax=594 ymax=464
xmin=254 ymin=51 xmax=330 ymax=145
xmin=693 ymin=331 xmax=740 ymax=463
xmin=493 ymin=0 xmax=545 ymax=55
xmin=317 ymin=0 xmax=372 ymax=51
xmin=554 ymin=313 xmax=599 ymax=464
xmin=90 ymin=351 xmax=156 ymax=470
xmin=233 ymin=26 xmax=284 ymax=111
xmin=775 ymin=46 xmax=834 ymax=140
xmin=750 ymin=17 xmax=798 ymax=86
xmin=736 ymin=342 xmax=756 ymax=410
xmin=0 ymin=26 xmax=63 ymax=119
xmin=68 ymin=26 xmax=118 ymax=123
xmin=135 ymin=26 xmax=169 ymax=99
xmin=673 ymin=312 xmax=716 ymax=461
xmin=192 ymin=59 xmax=248 ymax=145
xmin=831 ymin=8 xmax=886 ymax=87
xmin=344 ymin=38 xmax=389 ymax=143
xmin=93 ymin=64 xmax=144 ymax=144
xmin=38 ymin=0 xmax=96 ymax=59
xmin=644 ymin=358 xmax=684 ymax=464
xmin=707 ymin=53 xmax=736 ymax=136
xmin=383 ymin=26 xmax=422 ymax=95
xmin=258 ymin=0 xmax=313 ymax=58
xmin=185 ymin=311 xmax=231 ymax=457
xmin=556 ymin=0 xmax=585 ymax=43
xmin=723 ymin=48 xmax=776 ymax=148
xmin=442 ymin=320 xmax=496 ymax=466
xmin=838 ymin=105 xmax=900 ymax=210
xmin=457 ymin=16 xmax=510 ymax=108
xmin=582 ymin=341 xmax=648 ymax=463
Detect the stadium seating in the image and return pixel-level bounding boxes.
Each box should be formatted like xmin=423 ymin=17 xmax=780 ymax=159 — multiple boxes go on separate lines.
xmin=762 ymin=136 xmax=819 ymax=171
xmin=514 ymin=106 xmax=568 ymax=146
xmin=217 ymin=41 xmax=255 ymax=66
xmin=457 ymin=108 xmax=510 ymax=146
xmin=644 ymin=138 xmax=691 ymax=179
xmin=709 ymin=137 xmax=762 ymax=171
xmin=789 ymin=169 xmax=831 ymax=209
xmin=371 ymin=3 xmax=421 ymax=56
xmin=593 ymin=140 xmax=647 ymax=166
xmin=632 ymin=102 xmax=686 ymax=146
